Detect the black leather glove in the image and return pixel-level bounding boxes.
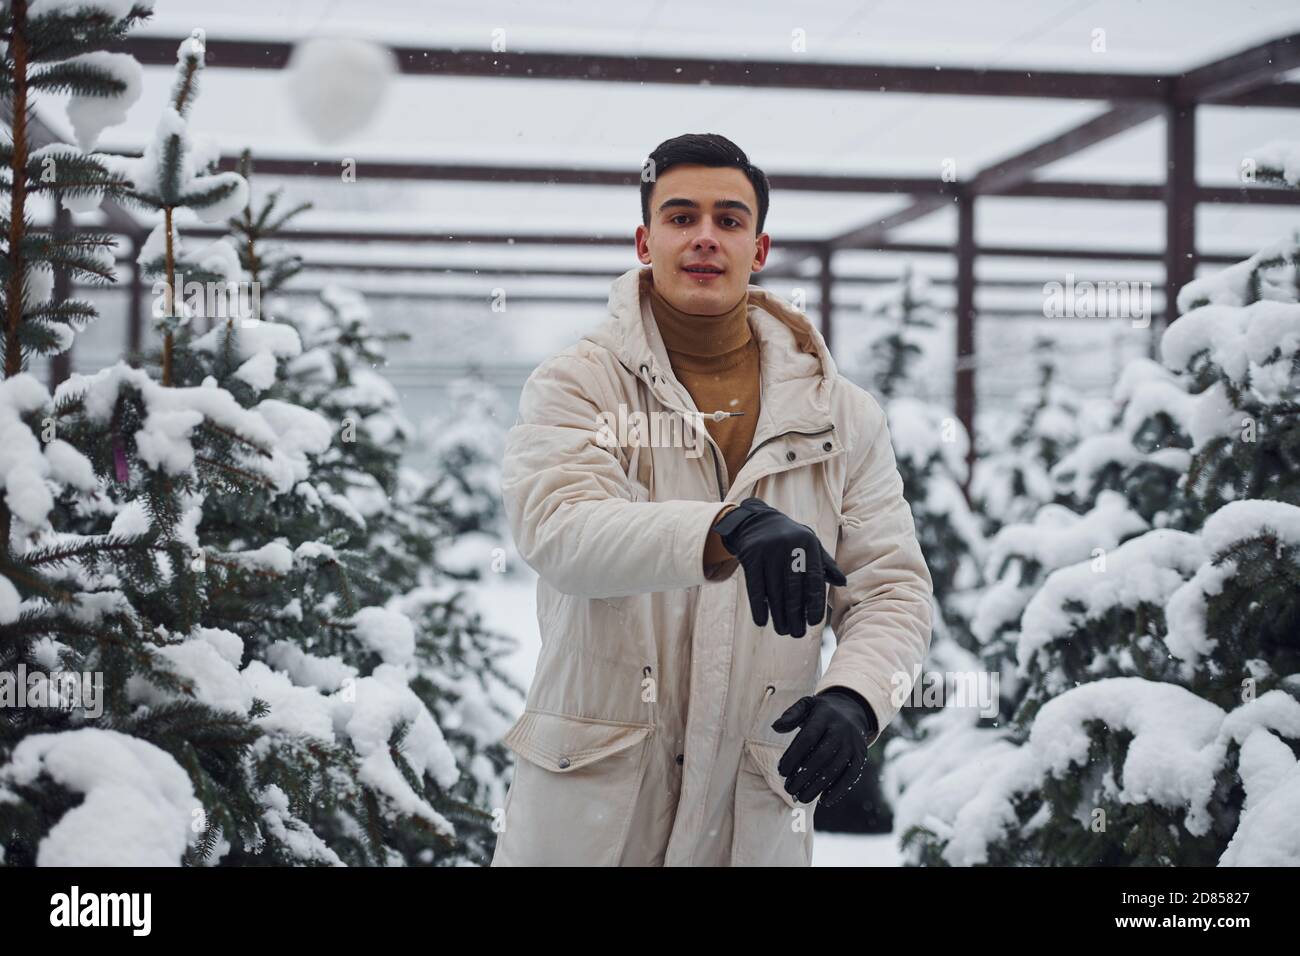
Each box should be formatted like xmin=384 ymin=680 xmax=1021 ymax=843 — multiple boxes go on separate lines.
xmin=714 ymin=496 xmax=847 ymax=638
xmin=771 ymin=687 xmax=878 ymax=806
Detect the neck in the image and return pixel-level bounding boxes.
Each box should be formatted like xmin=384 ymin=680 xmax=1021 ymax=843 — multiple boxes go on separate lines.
xmin=647 ymin=276 xmax=751 ymax=358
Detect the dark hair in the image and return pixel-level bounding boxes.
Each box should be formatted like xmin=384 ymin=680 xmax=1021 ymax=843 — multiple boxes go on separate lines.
xmin=641 ymin=133 xmax=770 ymax=234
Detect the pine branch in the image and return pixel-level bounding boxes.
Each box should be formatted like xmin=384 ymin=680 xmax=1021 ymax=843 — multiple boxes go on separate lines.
xmin=28 ymin=57 xmax=131 ymax=98
xmin=22 ymin=298 xmax=97 ymax=328
xmin=199 ymin=420 xmax=273 ymax=458
xmin=19 ymin=532 xmax=151 ymax=567
xmin=23 ymin=4 xmax=153 ymax=63
xmin=203 ymin=553 xmax=285 ymax=579
xmin=0 ymin=559 xmax=75 ymax=603
xmin=194 ymin=454 xmax=276 ymax=489
xmin=169 ymin=39 xmax=201 ymax=116
xmin=325 ymin=557 xmax=359 ymax=616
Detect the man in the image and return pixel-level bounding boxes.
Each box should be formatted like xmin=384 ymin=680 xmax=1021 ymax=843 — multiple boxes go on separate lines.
xmin=490 ymin=133 xmax=932 ymax=866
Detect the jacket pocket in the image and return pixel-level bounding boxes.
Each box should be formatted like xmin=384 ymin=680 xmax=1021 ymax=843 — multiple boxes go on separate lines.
xmin=744 ymin=678 xmax=811 ymax=746
xmin=492 ymin=710 xmax=653 ymax=866
xmin=730 ymin=681 xmax=816 ymax=867
xmin=730 ymin=739 xmax=814 ymax=867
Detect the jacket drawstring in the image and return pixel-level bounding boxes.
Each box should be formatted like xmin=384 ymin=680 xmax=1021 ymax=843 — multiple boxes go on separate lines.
xmin=638 ymin=363 xmax=738 ymax=428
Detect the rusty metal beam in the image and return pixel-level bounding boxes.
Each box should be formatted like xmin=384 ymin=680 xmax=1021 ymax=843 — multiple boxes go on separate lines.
xmin=1208 ymin=82 xmax=1300 ymax=107
xmin=113 ymin=36 xmax=1171 ymax=100
xmin=818 ymin=246 xmax=834 ymax=352
xmin=79 ymin=223 xmax=1256 ymax=264
xmin=68 ymin=151 xmax=1281 ymax=207
xmin=1174 ymin=32 xmax=1300 ymax=104
xmin=955 ymin=190 xmax=976 ymax=497
xmin=1164 ymin=103 xmax=1197 ymax=336
xmin=828 ymin=34 xmax=1300 ymax=249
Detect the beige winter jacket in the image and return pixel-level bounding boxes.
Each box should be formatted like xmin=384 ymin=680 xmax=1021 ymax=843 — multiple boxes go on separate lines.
xmin=490 ymin=265 xmax=932 ymax=866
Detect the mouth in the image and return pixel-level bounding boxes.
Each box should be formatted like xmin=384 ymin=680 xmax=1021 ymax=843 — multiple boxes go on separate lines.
xmin=683 ymin=264 xmax=724 ymax=280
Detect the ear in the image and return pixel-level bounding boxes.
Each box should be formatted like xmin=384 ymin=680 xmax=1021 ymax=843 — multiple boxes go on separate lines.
xmin=635 ymin=224 xmax=652 ymax=264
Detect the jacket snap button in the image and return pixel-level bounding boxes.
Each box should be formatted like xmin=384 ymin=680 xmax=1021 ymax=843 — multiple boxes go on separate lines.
xmin=675 ymin=753 xmax=684 ymax=765
xmin=785 ymin=451 xmax=796 ymax=462
xmin=823 ymin=441 xmax=832 ymax=451
xmin=557 ymin=757 xmax=571 ymax=769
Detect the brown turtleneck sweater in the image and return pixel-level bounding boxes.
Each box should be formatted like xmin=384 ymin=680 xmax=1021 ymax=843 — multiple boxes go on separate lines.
xmin=646 ymin=277 xmax=761 ymax=572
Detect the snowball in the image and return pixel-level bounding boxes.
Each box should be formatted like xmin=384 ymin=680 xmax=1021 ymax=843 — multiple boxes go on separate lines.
xmin=285 ymin=38 xmax=396 ymax=144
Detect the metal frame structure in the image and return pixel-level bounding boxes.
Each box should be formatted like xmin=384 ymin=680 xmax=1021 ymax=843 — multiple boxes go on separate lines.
xmin=41 ymin=31 xmax=1300 ymax=488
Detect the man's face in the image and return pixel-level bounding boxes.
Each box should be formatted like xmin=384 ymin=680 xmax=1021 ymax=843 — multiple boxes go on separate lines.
xmin=635 ymin=164 xmax=770 ymax=315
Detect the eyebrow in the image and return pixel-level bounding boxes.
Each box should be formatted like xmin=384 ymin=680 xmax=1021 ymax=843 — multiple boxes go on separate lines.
xmin=657 ymin=198 xmax=753 ymax=218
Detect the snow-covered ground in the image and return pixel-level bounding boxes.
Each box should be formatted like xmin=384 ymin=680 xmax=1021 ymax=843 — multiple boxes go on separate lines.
xmin=812 ymin=831 xmax=904 ymax=867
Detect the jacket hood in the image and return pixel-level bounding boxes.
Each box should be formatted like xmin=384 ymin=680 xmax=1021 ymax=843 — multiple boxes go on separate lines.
xmin=583 ymin=265 xmax=839 ymax=434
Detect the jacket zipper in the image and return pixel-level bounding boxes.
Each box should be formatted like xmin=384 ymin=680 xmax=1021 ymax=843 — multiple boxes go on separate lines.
xmin=636 ymin=360 xmax=730 ymax=501
xmin=708 ymin=443 xmax=726 ymax=501
xmin=631 ymin=359 xmax=835 ymax=501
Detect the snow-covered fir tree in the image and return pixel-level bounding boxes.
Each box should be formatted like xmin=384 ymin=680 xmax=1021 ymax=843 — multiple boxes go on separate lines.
xmin=419 ymin=374 xmax=509 ymax=577
xmin=858 ymin=263 xmax=942 ymax=403
xmin=887 ymin=144 xmax=1300 ymax=866
xmin=0 ymin=12 xmax=518 ymax=867
xmin=854 ymin=265 xmax=984 ymax=649
xmin=816 ymin=266 xmax=986 ymax=834
xmin=224 ymin=157 xmax=525 ymax=861
xmin=970 ymin=336 xmax=1087 ymax=535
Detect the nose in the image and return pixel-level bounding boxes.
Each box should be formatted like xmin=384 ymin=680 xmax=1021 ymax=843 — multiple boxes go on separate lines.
xmin=692 ymin=229 xmax=720 ymax=253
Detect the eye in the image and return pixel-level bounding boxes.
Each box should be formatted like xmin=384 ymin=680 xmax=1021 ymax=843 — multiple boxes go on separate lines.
xmin=722 ymin=217 xmax=741 ymax=227
xmin=671 ymin=214 xmax=691 ymax=225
